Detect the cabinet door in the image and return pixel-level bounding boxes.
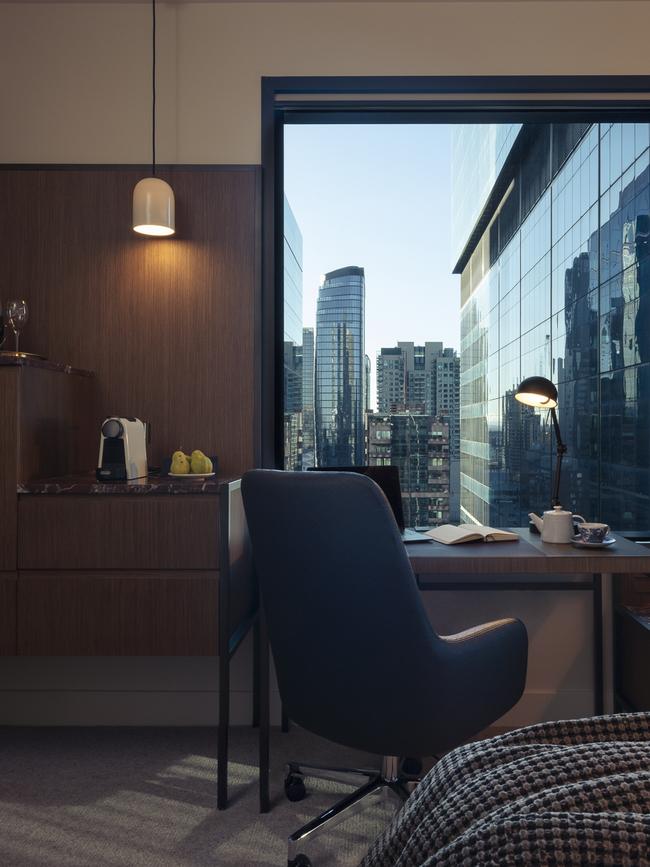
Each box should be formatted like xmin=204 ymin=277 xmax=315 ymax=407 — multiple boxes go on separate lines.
xmin=18 ymin=572 xmax=218 ymax=655
xmin=19 ymin=496 xmax=220 ymax=570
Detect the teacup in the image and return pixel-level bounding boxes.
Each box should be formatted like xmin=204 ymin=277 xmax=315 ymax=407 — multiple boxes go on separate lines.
xmin=578 ymin=522 xmax=610 ymax=544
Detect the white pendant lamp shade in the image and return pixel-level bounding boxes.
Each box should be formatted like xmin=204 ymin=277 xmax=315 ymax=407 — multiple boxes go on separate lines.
xmin=133 ymin=177 xmax=175 ymax=236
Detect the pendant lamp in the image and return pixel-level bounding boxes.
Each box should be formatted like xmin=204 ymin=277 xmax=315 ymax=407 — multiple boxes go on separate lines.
xmin=133 ymin=0 xmax=175 ymax=237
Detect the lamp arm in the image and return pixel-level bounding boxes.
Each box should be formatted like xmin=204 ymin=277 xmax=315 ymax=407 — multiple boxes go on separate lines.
xmin=550 ymin=407 xmax=567 ymax=507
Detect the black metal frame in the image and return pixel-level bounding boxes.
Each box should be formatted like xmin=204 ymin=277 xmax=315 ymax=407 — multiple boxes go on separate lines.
xmin=261 ymin=74 xmax=650 ymax=469
xmin=217 ymin=480 xmax=259 ymax=811
xmin=258 ymin=75 xmax=650 ymax=820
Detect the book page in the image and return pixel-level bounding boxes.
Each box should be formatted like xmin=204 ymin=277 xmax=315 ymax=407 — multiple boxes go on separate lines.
xmin=425 ymin=524 xmax=519 ymax=544
xmin=425 ymin=525 xmax=483 ymax=545
xmin=482 ymin=526 xmax=519 ymax=542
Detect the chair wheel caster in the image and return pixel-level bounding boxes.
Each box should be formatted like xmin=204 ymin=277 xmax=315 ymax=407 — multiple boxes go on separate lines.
xmin=284 ymin=773 xmax=307 ymax=802
xmin=288 ymin=856 xmax=312 ymax=867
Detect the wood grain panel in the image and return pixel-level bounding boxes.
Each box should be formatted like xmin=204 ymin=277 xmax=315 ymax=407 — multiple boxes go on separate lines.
xmin=0 ymin=572 xmax=17 ymax=656
xmin=0 ymin=167 xmax=260 ymax=476
xmin=18 ymin=571 xmax=218 ymax=655
xmin=0 ymin=369 xmax=18 ymax=571
xmin=17 ymin=366 xmax=96 ymax=481
xmin=18 ymin=495 xmax=219 ymax=570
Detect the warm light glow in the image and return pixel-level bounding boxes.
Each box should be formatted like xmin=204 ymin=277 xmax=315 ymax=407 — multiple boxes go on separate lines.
xmin=132 ymin=177 xmax=175 ymax=237
xmin=133 ymin=224 xmax=175 ymax=237
xmin=515 ymin=391 xmax=557 ymax=409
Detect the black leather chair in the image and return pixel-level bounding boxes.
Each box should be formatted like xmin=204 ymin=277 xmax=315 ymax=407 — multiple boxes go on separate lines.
xmin=241 ymin=470 xmax=528 ymax=867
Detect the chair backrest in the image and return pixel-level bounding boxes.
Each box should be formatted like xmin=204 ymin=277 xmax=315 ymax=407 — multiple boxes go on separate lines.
xmin=241 ymin=469 xmax=441 ymax=749
xmin=307 ymin=464 xmax=406 ymax=530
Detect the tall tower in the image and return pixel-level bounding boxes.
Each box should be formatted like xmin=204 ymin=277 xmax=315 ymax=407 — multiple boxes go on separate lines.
xmin=283 ymin=196 xmax=303 ymax=470
xmin=315 ymin=266 xmax=365 ymax=466
xmin=301 ymin=326 xmax=315 ymax=468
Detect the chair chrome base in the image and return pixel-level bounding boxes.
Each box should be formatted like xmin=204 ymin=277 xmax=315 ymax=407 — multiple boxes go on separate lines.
xmin=286 ymin=757 xmax=412 ymax=867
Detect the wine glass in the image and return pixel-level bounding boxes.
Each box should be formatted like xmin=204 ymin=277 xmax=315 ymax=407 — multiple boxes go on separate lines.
xmin=5 ymin=299 xmax=29 ymax=354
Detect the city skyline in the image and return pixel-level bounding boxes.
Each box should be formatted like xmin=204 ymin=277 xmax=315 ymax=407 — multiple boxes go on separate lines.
xmin=284 ymin=123 xmax=461 ymax=404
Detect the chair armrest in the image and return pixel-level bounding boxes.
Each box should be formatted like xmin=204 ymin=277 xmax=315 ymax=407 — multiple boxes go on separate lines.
xmin=441 ymin=618 xmax=517 ymax=644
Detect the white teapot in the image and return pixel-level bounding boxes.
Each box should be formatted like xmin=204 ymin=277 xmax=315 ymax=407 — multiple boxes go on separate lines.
xmin=529 ymin=506 xmax=586 ymax=544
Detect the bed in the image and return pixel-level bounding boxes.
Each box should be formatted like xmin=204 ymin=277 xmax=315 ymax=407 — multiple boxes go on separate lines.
xmin=361 ymin=713 xmax=650 ymax=866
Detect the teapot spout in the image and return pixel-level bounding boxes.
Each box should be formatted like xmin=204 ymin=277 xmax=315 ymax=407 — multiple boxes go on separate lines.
xmin=528 ymin=513 xmax=544 ymax=532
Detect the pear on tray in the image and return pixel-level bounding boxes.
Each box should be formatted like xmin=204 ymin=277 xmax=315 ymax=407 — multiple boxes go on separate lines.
xmin=170 ymin=448 xmax=213 ymax=475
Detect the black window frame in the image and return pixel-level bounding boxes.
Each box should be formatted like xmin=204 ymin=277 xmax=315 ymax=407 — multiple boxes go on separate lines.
xmin=261 ymin=75 xmax=650 ymax=468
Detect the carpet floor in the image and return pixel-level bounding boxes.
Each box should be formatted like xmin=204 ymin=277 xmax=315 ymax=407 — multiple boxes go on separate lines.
xmin=0 ymin=727 xmax=397 ymax=867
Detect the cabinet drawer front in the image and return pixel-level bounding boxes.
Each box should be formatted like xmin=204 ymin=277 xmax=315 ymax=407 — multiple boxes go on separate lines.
xmin=18 ymin=571 xmax=218 ymax=656
xmin=18 ymin=496 xmax=219 ymax=570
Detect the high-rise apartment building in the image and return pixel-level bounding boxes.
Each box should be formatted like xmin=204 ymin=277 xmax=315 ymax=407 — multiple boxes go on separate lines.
xmin=315 ymin=266 xmax=365 ymax=466
xmin=301 ymin=326 xmax=315 ymax=468
xmin=454 ymin=122 xmax=650 ymax=530
xmin=367 ymin=413 xmax=450 ymax=527
xmin=376 ymin=342 xmax=459 ymax=420
xmin=376 ymin=341 xmax=460 ymax=519
xmin=283 ymin=196 xmax=304 ymax=470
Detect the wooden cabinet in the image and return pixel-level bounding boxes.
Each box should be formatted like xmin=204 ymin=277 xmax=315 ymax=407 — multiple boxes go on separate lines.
xmin=17 ymin=493 xmax=222 ymax=655
xmin=0 ymin=362 xmax=95 ymax=573
xmin=2 ymin=360 xmax=241 ymax=658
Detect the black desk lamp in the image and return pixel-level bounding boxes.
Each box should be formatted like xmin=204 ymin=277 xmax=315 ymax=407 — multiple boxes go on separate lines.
xmin=515 ymin=376 xmax=566 ymax=508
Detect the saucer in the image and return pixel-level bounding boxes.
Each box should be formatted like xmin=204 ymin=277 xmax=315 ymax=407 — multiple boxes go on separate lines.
xmin=571 ymin=534 xmax=616 ymax=548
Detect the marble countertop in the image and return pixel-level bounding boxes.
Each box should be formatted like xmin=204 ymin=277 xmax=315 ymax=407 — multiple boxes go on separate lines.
xmin=0 ymin=355 xmax=93 ymax=377
xmin=18 ymin=473 xmax=222 ymax=495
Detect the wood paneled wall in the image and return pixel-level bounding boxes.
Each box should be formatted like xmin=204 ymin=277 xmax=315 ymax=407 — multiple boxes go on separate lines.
xmin=0 ymin=167 xmax=260 ymax=476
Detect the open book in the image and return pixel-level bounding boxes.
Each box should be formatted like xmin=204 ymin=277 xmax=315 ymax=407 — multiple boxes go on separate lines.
xmin=425 ymin=524 xmax=519 ymax=545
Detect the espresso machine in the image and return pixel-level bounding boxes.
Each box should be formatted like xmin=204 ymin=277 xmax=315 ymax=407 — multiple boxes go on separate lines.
xmin=96 ymin=417 xmax=148 ymax=481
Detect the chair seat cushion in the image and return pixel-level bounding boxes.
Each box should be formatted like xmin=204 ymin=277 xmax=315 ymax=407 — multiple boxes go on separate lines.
xmin=362 ymin=713 xmax=650 ymax=866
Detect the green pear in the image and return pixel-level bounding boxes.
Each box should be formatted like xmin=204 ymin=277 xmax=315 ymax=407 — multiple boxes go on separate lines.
xmin=190 ymin=449 xmax=210 ymax=474
xmin=171 ymin=450 xmax=190 ymax=474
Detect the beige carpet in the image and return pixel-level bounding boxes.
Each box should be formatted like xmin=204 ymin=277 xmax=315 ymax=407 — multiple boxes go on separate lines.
xmin=0 ymin=726 xmax=397 ymax=867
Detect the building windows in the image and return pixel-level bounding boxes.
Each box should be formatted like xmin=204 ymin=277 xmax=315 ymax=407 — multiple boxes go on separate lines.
xmin=456 ymin=122 xmax=650 ymax=530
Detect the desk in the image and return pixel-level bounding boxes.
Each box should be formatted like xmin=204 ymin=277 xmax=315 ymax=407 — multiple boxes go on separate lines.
xmin=257 ymin=527 xmax=650 ymax=812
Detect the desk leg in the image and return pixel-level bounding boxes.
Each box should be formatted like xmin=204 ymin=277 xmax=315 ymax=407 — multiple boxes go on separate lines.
xmin=600 ymin=572 xmax=615 ymax=715
xmin=259 ymin=607 xmax=270 ymax=814
xmin=217 ymin=645 xmax=230 ymax=810
xmin=252 ymin=618 xmax=260 ymax=728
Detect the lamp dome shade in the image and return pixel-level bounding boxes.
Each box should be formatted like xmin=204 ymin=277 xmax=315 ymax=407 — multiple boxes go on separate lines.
xmin=133 ymin=177 xmax=175 ymax=236
xmin=515 ymin=376 xmax=558 ymax=408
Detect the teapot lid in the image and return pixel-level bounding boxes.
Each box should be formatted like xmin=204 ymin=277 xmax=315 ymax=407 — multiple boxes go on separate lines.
xmin=544 ymin=505 xmax=571 ymax=516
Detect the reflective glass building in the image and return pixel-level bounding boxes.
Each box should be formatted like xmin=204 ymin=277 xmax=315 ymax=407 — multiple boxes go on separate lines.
xmin=301 ymin=326 xmax=315 ymax=469
xmin=283 ymin=196 xmax=304 ymax=470
xmin=315 ymin=266 xmax=365 ymax=466
xmin=455 ymin=122 xmax=650 ymax=530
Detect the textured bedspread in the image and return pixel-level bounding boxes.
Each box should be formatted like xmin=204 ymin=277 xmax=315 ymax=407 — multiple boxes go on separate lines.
xmin=361 ymin=713 xmax=650 ymax=866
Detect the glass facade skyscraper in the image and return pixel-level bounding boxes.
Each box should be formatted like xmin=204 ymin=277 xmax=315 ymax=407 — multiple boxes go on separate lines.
xmin=455 ymin=122 xmax=650 ymax=531
xmin=283 ymin=196 xmax=304 ymax=470
xmin=315 ymin=266 xmax=365 ymax=466
xmin=301 ymin=326 xmax=315 ymax=468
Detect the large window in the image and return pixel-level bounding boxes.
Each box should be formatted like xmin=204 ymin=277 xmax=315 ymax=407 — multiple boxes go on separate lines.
xmin=265 ymin=81 xmax=650 ymax=532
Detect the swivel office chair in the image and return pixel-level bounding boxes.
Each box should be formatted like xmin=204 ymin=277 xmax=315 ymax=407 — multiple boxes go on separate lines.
xmin=241 ymin=470 xmax=528 ymax=867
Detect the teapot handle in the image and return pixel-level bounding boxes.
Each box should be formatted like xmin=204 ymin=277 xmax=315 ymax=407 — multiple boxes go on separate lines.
xmin=573 ymin=514 xmax=586 ymax=524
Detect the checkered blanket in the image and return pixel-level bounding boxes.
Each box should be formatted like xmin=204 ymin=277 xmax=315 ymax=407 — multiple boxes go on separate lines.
xmin=361 ymin=713 xmax=650 ymax=866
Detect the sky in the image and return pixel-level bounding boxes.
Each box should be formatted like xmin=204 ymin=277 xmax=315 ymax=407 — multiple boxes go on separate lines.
xmin=283 ymin=123 xmax=461 ymax=404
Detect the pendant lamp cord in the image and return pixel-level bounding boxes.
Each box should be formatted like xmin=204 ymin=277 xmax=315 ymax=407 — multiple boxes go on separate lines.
xmin=151 ymin=0 xmax=156 ymax=176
